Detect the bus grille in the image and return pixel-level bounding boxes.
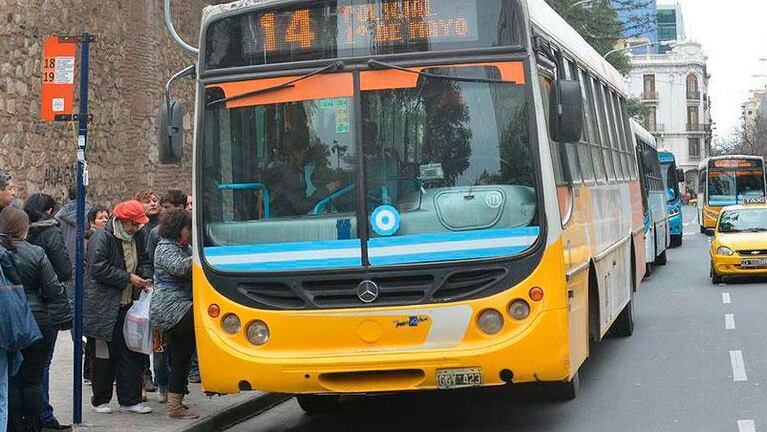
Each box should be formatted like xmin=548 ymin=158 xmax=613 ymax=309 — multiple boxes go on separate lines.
xmin=302 ymin=275 xmax=433 ymax=308
xmin=434 ymin=268 xmax=508 ymax=301
xmin=237 ymin=269 xmax=512 ymax=309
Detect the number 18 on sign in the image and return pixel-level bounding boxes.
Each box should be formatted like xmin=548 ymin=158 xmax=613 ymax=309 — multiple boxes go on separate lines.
xmin=40 ymin=36 xmax=76 ymax=121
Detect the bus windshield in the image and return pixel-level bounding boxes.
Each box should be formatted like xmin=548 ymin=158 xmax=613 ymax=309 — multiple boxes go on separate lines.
xmin=660 ymin=162 xmax=679 ymax=202
xmin=708 ymin=168 xmax=765 ymax=206
xmin=200 ymin=64 xmax=539 ymax=271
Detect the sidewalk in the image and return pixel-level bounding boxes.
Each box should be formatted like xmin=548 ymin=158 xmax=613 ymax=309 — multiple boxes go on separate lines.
xmin=48 ymin=333 xmax=284 ymax=431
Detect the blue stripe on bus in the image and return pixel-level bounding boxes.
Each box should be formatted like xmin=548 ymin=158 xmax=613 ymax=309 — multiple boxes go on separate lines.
xmin=369 ymin=246 xmax=532 ymax=266
xmin=211 ymin=258 xmax=362 ymax=271
xmin=204 ymin=239 xmax=362 ymax=256
xmin=709 ymin=200 xmax=736 ymax=206
xmin=367 ymin=227 xmax=540 ymax=247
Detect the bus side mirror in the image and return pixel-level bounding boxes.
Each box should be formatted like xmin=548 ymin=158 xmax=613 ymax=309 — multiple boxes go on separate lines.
xmin=677 ymin=168 xmax=685 ymax=182
xmin=549 ymin=79 xmax=583 ymax=143
xmin=159 ymin=100 xmax=185 ymax=164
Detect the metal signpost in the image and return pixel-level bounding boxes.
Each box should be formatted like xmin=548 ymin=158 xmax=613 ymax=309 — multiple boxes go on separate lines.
xmin=40 ymin=32 xmax=93 ymax=425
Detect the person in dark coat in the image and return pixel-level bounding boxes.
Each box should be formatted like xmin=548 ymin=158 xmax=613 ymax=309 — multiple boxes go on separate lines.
xmin=1 ymin=207 xmax=71 ymax=432
xmin=23 ymin=193 xmax=73 ymax=429
xmin=55 ymin=185 xmax=92 ymax=274
xmin=83 ymin=200 xmax=153 ymax=415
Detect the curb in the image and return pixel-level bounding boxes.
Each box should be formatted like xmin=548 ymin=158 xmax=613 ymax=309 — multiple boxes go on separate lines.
xmin=173 ymin=392 xmax=291 ymax=432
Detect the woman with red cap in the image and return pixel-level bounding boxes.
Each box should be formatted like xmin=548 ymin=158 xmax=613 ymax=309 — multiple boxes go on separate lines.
xmin=83 ymin=200 xmax=154 ymax=415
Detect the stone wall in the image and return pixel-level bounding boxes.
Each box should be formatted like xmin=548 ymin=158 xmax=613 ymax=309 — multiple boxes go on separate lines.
xmin=0 ymin=0 xmax=223 ymax=207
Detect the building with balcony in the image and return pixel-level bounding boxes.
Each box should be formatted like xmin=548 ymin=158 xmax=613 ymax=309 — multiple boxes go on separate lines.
xmin=627 ymin=40 xmax=712 ymax=188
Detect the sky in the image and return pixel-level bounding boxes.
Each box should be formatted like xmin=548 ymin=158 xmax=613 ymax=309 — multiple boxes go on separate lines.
xmin=674 ymin=0 xmax=767 ymax=140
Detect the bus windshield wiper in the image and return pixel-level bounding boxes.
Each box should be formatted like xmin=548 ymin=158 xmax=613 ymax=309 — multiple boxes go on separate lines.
xmin=207 ymin=61 xmax=345 ymax=107
xmin=367 ymin=59 xmax=516 ymax=84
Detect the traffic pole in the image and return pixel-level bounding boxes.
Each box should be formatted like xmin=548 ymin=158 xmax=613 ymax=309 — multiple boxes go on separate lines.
xmin=73 ymin=31 xmax=91 ymax=425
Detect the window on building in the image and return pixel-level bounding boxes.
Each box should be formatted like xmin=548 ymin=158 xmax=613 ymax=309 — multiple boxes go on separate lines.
xmin=686 ymin=74 xmax=699 ymax=100
xmin=657 ymin=9 xmax=678 ymax=53
xmin=645 ymin=105 xmax=657 ymax=132
xmin=687 ymin=106 xmax=699 ymax=131
xmin=689 ymin=138 xmax=701 ymax=159
xmin=643 ymin=74 xmax=656 ymax=99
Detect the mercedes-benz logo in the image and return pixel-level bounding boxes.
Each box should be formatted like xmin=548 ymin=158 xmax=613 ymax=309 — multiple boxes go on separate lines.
xmin=356 ymin=280 xmax=379 ymax=303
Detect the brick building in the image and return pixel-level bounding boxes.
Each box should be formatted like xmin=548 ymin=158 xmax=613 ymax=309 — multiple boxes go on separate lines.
xmin=0 ymin=0 xmax=223 ymax=206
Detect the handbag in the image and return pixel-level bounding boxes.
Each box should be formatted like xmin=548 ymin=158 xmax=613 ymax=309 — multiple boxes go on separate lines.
xmin=0 ymin=251 xmax=43 ymax=351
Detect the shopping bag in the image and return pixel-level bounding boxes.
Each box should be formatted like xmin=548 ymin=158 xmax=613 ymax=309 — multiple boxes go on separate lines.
xmin=123 ymin=289 xmax=153 ymax=355
xmin=0 ymin=253 xmax=42 ymax=351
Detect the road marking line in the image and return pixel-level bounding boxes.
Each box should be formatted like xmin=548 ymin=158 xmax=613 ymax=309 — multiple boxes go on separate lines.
xmin=723 ymin=292 xmax=731 ymax=304
xmin=730 ymin=350 xmax=748 ymax=382
xmin=738 ymin=419 xmax=756 ymax=432
xmin=725 ymin=314 xmax=735 ymax=330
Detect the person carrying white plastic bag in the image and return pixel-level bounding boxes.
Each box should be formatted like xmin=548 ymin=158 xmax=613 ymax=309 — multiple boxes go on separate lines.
xmin=124 ymin=289 xmax=153 ymax=355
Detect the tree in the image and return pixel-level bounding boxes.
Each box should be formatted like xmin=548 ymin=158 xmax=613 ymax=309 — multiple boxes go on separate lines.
xmin=720 ymin=112 xmax=767 ymax=158
xmin=625 ymin=97 xmax=647 ymax=122
xmin=545 ymin=0 xmax=655 ymax=76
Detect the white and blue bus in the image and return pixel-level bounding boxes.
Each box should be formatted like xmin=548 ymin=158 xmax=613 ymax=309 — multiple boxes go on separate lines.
xmin=658 ymin=151 xmax=683 ymax=247
xmin=632 ymin=120 xmax=669 ymax=272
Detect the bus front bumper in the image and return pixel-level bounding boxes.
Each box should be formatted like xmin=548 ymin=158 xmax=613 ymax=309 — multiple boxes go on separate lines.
xmin=195 ymin=307 xmax=573 ymax=395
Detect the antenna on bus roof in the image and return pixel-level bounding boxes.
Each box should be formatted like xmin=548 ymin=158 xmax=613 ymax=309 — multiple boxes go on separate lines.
xmin=164 ymin=0 xmax=198 ymax=54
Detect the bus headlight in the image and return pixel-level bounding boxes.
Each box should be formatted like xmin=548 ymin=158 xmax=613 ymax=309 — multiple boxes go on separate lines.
xmin=222 ymin=314 xmax=241 ymax=334
xmin=477 ymin=309 xmax=504 ymax=335
xmin=508 ymin=300 xmax=531 ymax=320
xmin=717 ymin=246 xmax=734 ymax=256
xmin=668 ymin=207 xmax=680 ymax=217
xmin=246 ymin=320 xmax=270 ymax=346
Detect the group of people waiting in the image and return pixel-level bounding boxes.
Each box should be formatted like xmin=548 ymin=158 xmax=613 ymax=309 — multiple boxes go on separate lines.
xmin=0 ymin=168 xmax=200 ymax=431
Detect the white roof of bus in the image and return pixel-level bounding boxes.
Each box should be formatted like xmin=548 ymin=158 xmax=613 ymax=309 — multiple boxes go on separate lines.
xmin=629 ymin=118 xmax=656 ymax=149
xmin=698 ymin=155 xmax=766 ymax=170
xmin=528 ymin=0 xmax=626 ymax=94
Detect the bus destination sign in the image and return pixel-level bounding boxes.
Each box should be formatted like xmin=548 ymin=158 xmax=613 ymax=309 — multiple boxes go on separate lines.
xmin=204 ymin=0 xmax=522 ymax=69
xmin=712 ymin=159 xmax=762 ymax=168
xmin=249 ymin=0 xmax=478 ymax=55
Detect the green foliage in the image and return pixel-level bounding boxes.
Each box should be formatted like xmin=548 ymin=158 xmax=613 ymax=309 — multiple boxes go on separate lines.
xmin=625 ymin=97 xmax=647 ymax=122
xmin=544 ymin=0 xmax=655 ymax=76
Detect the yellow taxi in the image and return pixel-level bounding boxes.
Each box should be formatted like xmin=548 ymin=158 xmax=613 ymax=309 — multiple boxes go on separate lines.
xmin=710 ymin=198 xmax=767 ymax=284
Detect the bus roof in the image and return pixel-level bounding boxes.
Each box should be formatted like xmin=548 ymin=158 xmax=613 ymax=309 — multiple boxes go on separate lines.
xmin=629 ymin=118 xmax=656 ymax=149
xmin=698 ymin=155 xmax=766 ymax=170
xmin=658 ymin=150 xmax=675 ymax=164
xmin=529 ymin=0 xmax=626 ymax=94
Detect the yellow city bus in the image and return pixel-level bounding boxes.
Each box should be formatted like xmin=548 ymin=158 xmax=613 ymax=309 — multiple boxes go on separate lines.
xmin=697 ymin=156 xmax=767 ymax=232
xmin=173 ymin=0 xmax=646 ymax=411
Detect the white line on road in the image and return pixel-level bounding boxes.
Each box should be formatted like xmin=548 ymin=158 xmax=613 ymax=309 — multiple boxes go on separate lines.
xmin=730 ymin=350 xmax=748 ymax=382
xmin=723 ymin=292 xmax=731 ymax=304
xmin=725 ymin=314 xmax=736 ymax=330
xmin=738 ymin=420 xmax=756 ymax=432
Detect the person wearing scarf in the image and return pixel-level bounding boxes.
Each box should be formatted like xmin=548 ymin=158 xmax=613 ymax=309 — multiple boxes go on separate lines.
xmin=83 ymin=200 xmax=153 ymax=415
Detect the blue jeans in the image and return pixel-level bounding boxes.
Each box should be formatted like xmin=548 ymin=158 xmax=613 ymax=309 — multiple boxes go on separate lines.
xmin=1 ymin=348 xmax=8 ymax=432
xmin=153 ymin=350 xmax=169 ymax=388
xmin=189 ymin=350 xmax=199 ymax=377
xmin=41 ymin=326 xmax=59 ymax=423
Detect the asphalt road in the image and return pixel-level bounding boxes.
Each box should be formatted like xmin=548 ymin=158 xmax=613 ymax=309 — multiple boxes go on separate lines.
xmin=230 ymin=206 xmax=766 ymax=432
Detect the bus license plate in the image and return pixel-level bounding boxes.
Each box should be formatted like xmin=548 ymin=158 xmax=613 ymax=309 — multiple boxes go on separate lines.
xmin=436 ymin=368 xmax=483 ymax=389
xmin=742 ymin=258 xmax=767 ymax=268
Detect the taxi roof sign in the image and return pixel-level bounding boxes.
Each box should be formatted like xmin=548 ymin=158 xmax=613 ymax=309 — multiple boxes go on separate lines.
xmin=742 ymin=197 xmax=767 ymax=205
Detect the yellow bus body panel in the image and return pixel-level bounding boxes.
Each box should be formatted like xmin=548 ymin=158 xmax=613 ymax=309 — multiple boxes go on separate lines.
xmin=193 ymin=239 xmax=572 ymax=394
xmin=702 ymin=205 xmax=721 ymax=229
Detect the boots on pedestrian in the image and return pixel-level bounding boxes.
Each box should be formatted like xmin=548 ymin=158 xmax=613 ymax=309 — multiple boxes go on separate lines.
xmin=158 ymin=386 xmax=168 ymax=404
xmin=167 ymin=393 xmax=199 ymax=419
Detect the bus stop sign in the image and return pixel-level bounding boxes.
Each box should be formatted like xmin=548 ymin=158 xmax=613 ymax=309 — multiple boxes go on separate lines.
xmin=40 ymin=36 xmax=77 ymax=121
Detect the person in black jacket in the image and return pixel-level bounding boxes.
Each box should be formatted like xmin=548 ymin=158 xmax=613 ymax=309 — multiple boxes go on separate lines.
xmin=23 ymin=193 xmax=72 ymax=429
xmin=0 ymin=206 xmax=71 ymax=432
xmin=83 ymin=200 xmax=153 ymax=415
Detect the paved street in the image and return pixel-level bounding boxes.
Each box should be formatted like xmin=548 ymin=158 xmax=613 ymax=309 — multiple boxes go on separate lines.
xmin=228 ymin=207 xmax=767 ymax=432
